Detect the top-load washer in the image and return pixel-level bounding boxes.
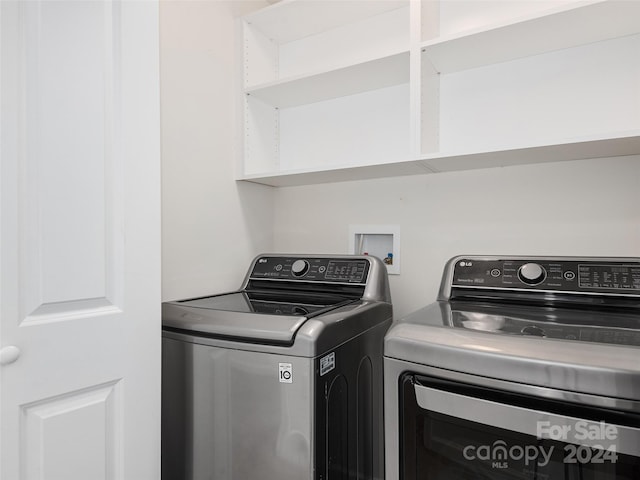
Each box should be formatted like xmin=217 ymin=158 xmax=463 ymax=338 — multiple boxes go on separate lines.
xmin=384 ymin=255 xmax=640 ymax=480
xmin=162 ymin=254 xmax=392 ymax=480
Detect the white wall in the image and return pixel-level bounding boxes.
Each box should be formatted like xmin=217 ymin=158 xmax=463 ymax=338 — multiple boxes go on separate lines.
xmin=273 ymin=157 xmax=640 ymax=318
xmin=160 ymin=2 xmax=640 ymax=319
xmin=161 ymin=0 xmax=273 ymax=301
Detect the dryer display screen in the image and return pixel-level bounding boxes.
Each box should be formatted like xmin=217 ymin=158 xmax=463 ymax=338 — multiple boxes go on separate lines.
xmin=579 ymin=264 xmax=640 ymax=291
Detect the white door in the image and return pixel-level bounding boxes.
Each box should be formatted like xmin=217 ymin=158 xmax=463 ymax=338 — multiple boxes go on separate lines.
xmin=0 ymin=1 xmax=161 ymax=479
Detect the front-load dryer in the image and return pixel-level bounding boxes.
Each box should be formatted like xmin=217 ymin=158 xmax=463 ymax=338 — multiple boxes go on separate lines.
xmin=385 ymin=255 xmax=640 ymax=480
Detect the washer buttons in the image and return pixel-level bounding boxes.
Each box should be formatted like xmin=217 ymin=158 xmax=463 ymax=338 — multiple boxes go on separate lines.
xmin=291 ymin=259 xmax=310 ymax=277
xmin=318 ymin=266 xmax=326 ymax=273
xmin=490 ymin=268 xmax=501 ymax=278
xmin=564 ymin=271 xmax=576 ymax=281
xmin=275 ymin=264 xmax=283 ymax=272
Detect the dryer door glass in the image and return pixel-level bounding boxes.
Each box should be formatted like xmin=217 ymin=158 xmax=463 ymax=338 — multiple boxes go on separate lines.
xmin=399 ymin=374 xmax=640 ymax=480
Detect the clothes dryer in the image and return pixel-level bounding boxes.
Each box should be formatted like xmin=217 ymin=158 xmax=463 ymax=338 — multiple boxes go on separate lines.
xmin=385 ymin=255 xmax=640 ymax=480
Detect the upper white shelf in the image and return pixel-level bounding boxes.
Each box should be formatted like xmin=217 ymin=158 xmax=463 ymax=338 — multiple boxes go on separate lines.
xmin=245 ymin=51 xmax=409 ymax=108
xmin=243 ymin=0 xmax=408 ymax=44
xmin=422 ymin=0 xmax=640 ymax=73
xmin=239 ymin=131 xmax=640 ymax=187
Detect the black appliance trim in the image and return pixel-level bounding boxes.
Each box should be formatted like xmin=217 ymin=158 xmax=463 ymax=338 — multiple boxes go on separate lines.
xmin=247 ymin=278 xmax=368 ymax=298
xmin=449 ymin=288 xmax=640 ymax=311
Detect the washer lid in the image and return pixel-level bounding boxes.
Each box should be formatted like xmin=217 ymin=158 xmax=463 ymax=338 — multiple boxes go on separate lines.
xmin=162 ymin=291 xmax=357 ymax=345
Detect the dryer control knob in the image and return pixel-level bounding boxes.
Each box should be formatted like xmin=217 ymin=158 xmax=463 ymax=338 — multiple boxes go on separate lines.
xmin=291 ymin=259 xmax=310 ymax=277
xmin=518 ymin=263 xmax=546 ymax=285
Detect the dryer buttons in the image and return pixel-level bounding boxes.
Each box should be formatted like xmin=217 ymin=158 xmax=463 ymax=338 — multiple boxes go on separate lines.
xmin=518 ymin=263 xmax=547 ymax=286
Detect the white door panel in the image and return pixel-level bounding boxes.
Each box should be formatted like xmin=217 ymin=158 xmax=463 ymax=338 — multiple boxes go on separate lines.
xmin=1 ymin=1 xmax=161 ymax=479
xmin=22 ymin=381 xmax=122 ymax=480
xmin=20 ymin=0 xmax=121 ymax=322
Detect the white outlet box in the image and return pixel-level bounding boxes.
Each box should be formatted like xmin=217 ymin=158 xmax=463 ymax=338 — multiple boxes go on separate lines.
xmin=349 ymin=225 xmax=400 ymax=275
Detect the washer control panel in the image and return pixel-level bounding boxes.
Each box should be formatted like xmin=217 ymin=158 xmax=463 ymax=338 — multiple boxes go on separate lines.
xmin=452 ymin=258 xmax=640 ymax=294
xmin=250 ymin=256 xmax=370 ymax=284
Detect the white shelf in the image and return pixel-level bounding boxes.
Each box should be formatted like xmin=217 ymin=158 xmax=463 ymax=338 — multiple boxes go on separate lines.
xmin=239 ymin=158 xmax=432 ymax=188
xmin=422 ymin=0 xmax=640 ymax=73
xmin=239 ymin=0 xmax=640 ymax=187
xmin=243 ymin=0 xmax=408 ymax=44
xmin=246 ymin=51 xmax=409 ymax=108
xmin=239 ymin=132 xmax=640 ymax=187
xmin=423 ymin=131 xmax=640 ymax=172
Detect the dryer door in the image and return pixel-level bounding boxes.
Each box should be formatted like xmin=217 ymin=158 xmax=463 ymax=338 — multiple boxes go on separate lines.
xmin=399 ymin=374 xmax=640 ymax=480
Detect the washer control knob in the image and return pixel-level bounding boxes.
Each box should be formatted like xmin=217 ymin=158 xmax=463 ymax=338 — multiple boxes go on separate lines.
xmin=291 ymin=259 xmax=310 ymax=277
xmin=518 ymin=263 xmax=546 ymax=285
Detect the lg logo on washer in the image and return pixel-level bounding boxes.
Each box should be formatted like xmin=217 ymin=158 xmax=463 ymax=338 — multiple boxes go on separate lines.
xmin=279 ymin=363 xmax=293 ymax=383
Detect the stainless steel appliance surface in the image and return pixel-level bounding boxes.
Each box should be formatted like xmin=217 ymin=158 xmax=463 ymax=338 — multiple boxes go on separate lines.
xmin=384 ymin=255 xmax=640 ymax=480
xmin=162 ymin=254 xmax=392 ymax=480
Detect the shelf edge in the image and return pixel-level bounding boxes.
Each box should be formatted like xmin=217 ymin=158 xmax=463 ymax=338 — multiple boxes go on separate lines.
xmin=238 ymin=133 xmax=640 ymax=187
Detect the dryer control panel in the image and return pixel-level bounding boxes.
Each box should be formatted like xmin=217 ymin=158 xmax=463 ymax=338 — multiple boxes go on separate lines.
xmin=250 ymin=256 xmax=370 ymax=284
xmin=450 ymin=257 xmax=640 ymax=295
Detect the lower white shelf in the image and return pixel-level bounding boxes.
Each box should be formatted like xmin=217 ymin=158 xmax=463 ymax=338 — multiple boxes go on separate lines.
xmin=423 ymin=131 xmax=640 ymax=173
xmin=237 ymin=131 xmax=640 ymax=187
xmin=239 ymin=158 xmax=430 ymax=187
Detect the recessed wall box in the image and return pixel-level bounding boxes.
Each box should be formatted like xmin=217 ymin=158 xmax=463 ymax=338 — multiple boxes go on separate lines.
xmin=349 ymin=225 xmax=400 ymax=275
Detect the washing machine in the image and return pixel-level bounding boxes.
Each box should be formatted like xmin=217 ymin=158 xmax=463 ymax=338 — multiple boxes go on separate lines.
xmin=162 ymin=254 xmax=392 ymax=480
xmin=384 ymin=255 xmax=640 ymax=480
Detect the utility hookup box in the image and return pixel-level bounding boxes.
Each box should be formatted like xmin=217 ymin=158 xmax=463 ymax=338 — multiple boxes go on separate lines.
xmin=349 ymin=225 xmax=400 ymax=275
